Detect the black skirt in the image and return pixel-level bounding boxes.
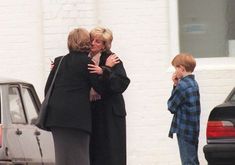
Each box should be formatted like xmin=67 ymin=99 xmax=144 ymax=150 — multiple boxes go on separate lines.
xmin=51 ymin=127 xmax=90 ymax=165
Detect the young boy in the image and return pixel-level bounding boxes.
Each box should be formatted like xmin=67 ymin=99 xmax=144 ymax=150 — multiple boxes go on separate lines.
xmin=167 ymin=53 xmax=201 ymax=165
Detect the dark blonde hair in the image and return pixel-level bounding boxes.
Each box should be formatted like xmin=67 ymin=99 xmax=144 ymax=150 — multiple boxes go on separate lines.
xmin=90 ymin=27 xmax=113 ymax=52
xmin=171 ymin=53 xmax=196 ymax=72
xmin=67 ymin=28 xmax=90 ymax=52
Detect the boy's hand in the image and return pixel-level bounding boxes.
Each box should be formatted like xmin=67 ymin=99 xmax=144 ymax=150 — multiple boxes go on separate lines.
xmin=172 ymin=73 xmax=179 ymax=86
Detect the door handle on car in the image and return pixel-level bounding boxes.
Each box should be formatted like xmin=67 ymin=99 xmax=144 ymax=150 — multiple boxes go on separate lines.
xmin=34 ymin=130 xmax=41 ymax=136
xmin=16 ymin=128 xmax=22 ymax=135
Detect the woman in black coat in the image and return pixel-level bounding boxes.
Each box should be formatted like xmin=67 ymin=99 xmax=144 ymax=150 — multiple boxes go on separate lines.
xmin=88 ymin=27 xmax=130 ymax=165
xmin=44 ymin=28 xmax=102 ymax=165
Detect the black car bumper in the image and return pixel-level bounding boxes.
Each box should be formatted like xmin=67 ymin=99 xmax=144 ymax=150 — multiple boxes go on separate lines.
xmin=204 ymin=144 xmax=235 ymax=164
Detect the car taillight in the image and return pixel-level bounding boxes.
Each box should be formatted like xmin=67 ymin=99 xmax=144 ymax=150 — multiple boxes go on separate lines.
xmin=207 ymin=121 xmax=235 ymax=138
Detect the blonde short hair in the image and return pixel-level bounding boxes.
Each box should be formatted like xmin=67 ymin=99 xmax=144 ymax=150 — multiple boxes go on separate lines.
xmin=171 ymin=53 xmax=196 ymax=72
xmin=90 ymin=27 xmax=113 ymax=52
xmin=67 ymin=28 xmax=90 ymax=52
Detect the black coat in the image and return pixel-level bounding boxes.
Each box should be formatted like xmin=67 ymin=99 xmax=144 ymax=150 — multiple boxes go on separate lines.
xmin=90 ymin=52 xmax=130 ymax=165
xmin=44 ymin=51 xmax=102 ymax=133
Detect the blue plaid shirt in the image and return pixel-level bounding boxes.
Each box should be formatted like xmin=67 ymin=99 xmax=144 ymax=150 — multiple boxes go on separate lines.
xmin=167 ymin=75 xmax=200 ymax=144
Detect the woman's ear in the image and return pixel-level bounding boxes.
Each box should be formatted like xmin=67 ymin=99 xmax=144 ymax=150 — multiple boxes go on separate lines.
xmin=101 ymin=48 xmax=105 ymax=52
xmin=101 ymin=45 xmax=106 ymax=52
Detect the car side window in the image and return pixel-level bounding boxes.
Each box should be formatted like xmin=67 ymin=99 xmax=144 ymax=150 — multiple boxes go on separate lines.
xmin=21 ymin=87 xmax=38 ymax=125
xmin=230 ymin=93 xmax=235 ymax=102
xmin=8 ymin=86 xmax=26 ymax=124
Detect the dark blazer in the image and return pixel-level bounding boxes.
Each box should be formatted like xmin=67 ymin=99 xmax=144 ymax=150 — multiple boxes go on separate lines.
xmin=44 ymin=51 xmax=102 ymax=133
xmin=90 ymin=52 xmax=130 ymax=165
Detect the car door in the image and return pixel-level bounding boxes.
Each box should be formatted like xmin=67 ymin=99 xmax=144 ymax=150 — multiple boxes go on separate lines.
xmin=8 ymin=85 xmax=42 ymax=164
xmin=2 ymin=85 xmax=25 ymax=164
xmin=21 ymin=85 xmax=55 ymax=164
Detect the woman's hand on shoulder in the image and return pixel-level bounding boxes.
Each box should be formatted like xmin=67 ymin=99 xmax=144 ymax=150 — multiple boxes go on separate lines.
xmin=105 ymin=54 xmax=120 ymax=67
xmin=88 ymin=61 xmax=103 ymax=75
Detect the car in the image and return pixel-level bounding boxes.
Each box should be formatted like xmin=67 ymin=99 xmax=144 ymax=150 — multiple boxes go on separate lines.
xmin=0 ymin=77 xmax=55 ymax=164
xmin=203 ymin=87 xmax=235 ymax=165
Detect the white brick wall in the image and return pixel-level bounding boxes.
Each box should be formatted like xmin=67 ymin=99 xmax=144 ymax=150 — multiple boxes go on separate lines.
xmin=96 ymin=0 xmax=235 ymax=164
xmin=0 ymin=0 xmax=44 ymax=97
xmin=1 ymin=1 xmax=235 ymax=165
xmin=42 ymin=0 xmax=97 ymax=85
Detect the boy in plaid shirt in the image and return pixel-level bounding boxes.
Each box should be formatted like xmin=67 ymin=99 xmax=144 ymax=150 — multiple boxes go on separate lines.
xmin=167 ymin=53 xmax=201 ymax=165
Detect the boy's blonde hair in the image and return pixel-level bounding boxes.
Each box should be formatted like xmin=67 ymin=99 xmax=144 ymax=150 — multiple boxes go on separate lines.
xmin=171 ymin=53 xmax=196 ymax=72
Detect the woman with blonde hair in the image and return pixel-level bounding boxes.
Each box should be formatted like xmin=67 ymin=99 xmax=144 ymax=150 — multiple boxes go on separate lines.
xmin=44 ymin=28 xmax=102 ymax=165
xmin=88 ymin=27 xmax=130 ymax=165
